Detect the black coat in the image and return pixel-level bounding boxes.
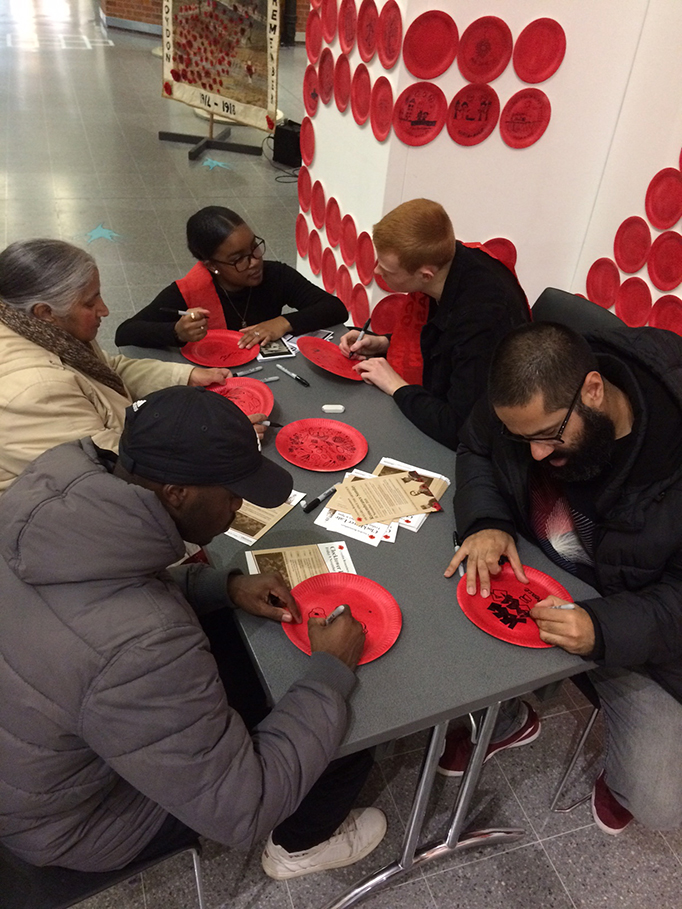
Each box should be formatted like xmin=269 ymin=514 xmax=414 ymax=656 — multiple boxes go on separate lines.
xmin=455 ymin=327 xmax=682 ymax=703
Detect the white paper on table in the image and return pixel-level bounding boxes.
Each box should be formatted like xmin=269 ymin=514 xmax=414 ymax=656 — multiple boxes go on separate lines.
xmin=224 ymin=490 xmax=305 ymax=546
xmin=314 ymin=470 xmax=398 ymax=546
xmin=244 ymin=540 xmax=356 ymax=585
xmin=372 ymin=457 xmax=451 ymax=532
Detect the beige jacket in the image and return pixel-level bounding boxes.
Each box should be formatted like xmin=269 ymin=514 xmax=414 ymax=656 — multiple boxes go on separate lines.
xmin=0 ymin=322 xmax=194 ymax=493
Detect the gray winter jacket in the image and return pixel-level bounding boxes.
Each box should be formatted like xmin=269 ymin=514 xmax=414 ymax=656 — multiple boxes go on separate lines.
xmin=0 ymin=439 xmax=355 ymax=871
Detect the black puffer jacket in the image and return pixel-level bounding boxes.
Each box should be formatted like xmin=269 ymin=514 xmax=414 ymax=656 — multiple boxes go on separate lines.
xmin=455 ymin=327 xmax=682 ymax=703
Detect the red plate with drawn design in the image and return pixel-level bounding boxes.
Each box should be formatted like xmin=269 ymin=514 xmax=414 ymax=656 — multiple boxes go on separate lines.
xmin=183 ymin=330 xmax=259 ymax=368
xmin=457 ymin=563 xmax=571 ymax=649
xmin=351 ymin=63 xmax=371 ymax=125
xmin=586 ymin=257 xmax=620 ymax=308
xmin=285 ymin=573 xmax=402 ymax=664
xmin=297 ymin=336 xmax=363 ymax=381
xmin=206 ymin=377 xmax=274 ymax=417
xmin=308 ymin=230 xmax=323 ymax=275
xmin=513 ymin=18 xmax=566 ymax=84
xmin=377 ymin=0 xmax=402 ymax=69
xmin=318 ymin=47 xmax=335 ymax=104
xmin=300 ymin=117 xmax=315 ymax=166
xmin=500 ymin=88 xmax=551 ymax=148
xmin=649 ymin=295 xmax=682 ymax=333
xmin=645 ymin=168 xmax=682 ymax=231
xmin=647 ymin=231 xmax=682 ymax=291
xmin=615 ymin=277 xmax=652 ymax=327
xmin=334 ymin=53 xmax=352 ymax=112
xmin=338 ymin=0 xmax=357 ymax=53
xmin=403 ymin=10 xmax=458 ymax=80
xmin=321 ymin=247 xmax=338 ymax=293
xmin=298 ymin=165 xmax=312 ymax=211
xmin=447 ymin=83 xmax=499 ymax=147
xmin=614 ymin=216 xmax=651 ymax=273
xmin=311 ymin=180 xmax=326 ymax=230
xmin=320 ymin=0 xmax=337 ymax=43
xmin=393 ymin=82 xmax=447 ymax=147
xmin=326 ymin=197 xmax=342 ymax=246
xmin=357 ymin=0 xmax=378 ymax=62
xmin=370 ymin=76 xmax=393 ymax=141
xmin=276 ymin=419 xmax=368 ymax=471
xmin=303 ymin=65 xmax=319 ymax=117
xmin=296 ymin=213 xmax=309 ymax=257
xmin=355 ymin=231 xmax=376 ymax=285
xmin=458 ymin=16 xmax=512 ymax=83
xmin=305 ymin=9 xmax=322 ymax=64
xmin=340 ymin=214 xmax=358 ymax=265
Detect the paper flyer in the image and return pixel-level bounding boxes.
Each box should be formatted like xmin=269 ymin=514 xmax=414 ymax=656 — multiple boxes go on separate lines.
xmin=245 ymin=541 xmax=356 ymax=587
xmin=224 ymin=490 xmax=305 ymax=546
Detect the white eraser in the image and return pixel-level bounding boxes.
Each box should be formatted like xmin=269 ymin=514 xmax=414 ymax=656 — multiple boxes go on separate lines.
xmin=322 ymin=404 xmax=345 ymax=413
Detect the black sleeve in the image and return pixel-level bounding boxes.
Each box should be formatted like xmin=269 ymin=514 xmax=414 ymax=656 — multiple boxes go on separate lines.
xmin=275 ymin=263 xmax=347 ymax=335
xmin=114 ymin=284 xmax=185 ymax=349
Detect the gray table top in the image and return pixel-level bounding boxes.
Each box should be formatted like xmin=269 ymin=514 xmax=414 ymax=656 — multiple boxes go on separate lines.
xmin=123 ymin=333 xmax=595 ymax=757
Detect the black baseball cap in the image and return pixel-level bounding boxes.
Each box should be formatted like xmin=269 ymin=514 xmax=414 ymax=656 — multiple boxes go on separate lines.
xmin=118 ymin=386 xmax=293 ymax=508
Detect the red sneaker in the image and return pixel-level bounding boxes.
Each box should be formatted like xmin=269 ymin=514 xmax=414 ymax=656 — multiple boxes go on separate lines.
xmin=591 ymin=772 xmax=633 ymax=835
xmin=437 ymin=702 xmax=541 ymax=777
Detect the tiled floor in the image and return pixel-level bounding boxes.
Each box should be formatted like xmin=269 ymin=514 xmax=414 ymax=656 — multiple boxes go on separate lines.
xmin=2 ymin=3 xmax=681 ymax=908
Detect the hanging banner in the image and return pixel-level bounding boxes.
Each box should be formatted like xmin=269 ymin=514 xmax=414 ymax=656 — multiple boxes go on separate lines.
xmin=162 ymin=0 xmax=279 ymax=131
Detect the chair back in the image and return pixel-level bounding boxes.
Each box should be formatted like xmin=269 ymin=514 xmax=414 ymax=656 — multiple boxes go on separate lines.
xmin=532 ymin=287 xmax=627 ymax=332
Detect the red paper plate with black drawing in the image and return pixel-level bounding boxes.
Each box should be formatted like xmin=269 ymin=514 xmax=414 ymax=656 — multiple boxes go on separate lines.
xmin=276 ymin=418 xmax=368 ymax=471
xmin=308 ymin=230 xmax=322 ymax=275
xmin=513 ymin=18 xmax=566 ymax=84
xmin=298 ymin=165 xmax=312 ymax=212
xmin=447 ymin=83 xmax=499 ymax=147
xmin=285 ymin=573 xmax=402 ymax=664
xmin=306 ymin=9 xmax=322 ymax=64
xmin=334 ymin=53 xmax=351 ymax=112
xmin=311 ymin=180 xmax=326 ymax=230
xmin=457 ymin=563 xmax=572 ymax=648
xmin=613 ymin=216 xmax=651 ymax=274
xmin=350 ymin=283 xmax=370 ymax=326
xmin=645 ymin=168 xmax=682 ymax=231
xmin=321 ymin=247 xmax=338 ymax=293
xmin=615 ymin=277 xmax=652 ymax=327
xmin=296 ymin=213 xmax=309 ymax=257
xmin=351 ymin=63 xmax=371 ymax=125
xmin=586 ymin=257 xmax=620 ymax=308
xmin=335 ymin=264 xmax=353 ymax=308
xmin=500 ymin=88 xmax=551 ymax=148
xmin=325 ymin=197 xmax=342 ymax=247
xmin=649 ymin=295 xmax=682 ymax=333
xmin=320 ymin=0 xmax=337 ymax=43
xmin=300 ymin=117 xmax=315 ymax=166
xmin=377 ymin=0 xmax=402 ymax=69
xmin=647 ymin=231 xmax=682 ymax=291
xmin=297 ymin=336 xmax=363 ymax=381
xmin=338 ymin=0 xmax=357 ymax=54
xmin=403 ymin=10 xmax=458 ymax=80
xmin=357 ymin=0 xmax=378 ymax=62
xmin=393 ymin=82 xmax=447 ymax=147
xmin=317 ymin=47 xmax=335 ymax=105
xmin=370 ymin=294 xmax=406 ymax=335
xmin=206 ymin=376 xmax=274 ymax=417
xmin=183 ymin=330 xmax=259 ymax=368
xmin=483 ymin=237 xmax=517 ymax=271
xmin=370 ymin=76 xmax=393 ymax=141
xmin=458 ymin=16 xmax=512 ymax=83
xmin=355 ymin=231 xmax=376 ymax=285
xmin=340 ymin=214 xmax=358 ymax=266
xmin=303 ymin=65 xmax=319 ymax=117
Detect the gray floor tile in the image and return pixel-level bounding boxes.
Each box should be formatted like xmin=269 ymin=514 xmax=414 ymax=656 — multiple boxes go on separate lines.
xmin=74 ymin=874 xmax=145 ymax=909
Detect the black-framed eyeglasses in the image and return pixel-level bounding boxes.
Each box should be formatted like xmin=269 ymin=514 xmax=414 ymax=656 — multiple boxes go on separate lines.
xmin=211 ymin=237 xmax=266 ymax=272
xmin=500 ymin=377 xmax=586 ymax=445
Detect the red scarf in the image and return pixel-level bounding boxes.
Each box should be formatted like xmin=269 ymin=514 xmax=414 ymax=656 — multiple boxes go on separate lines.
xmin=176 ymin=263 xmax=227 ymax=330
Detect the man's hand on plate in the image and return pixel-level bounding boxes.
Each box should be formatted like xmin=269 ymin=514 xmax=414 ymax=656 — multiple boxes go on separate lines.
xmin=228 ymin=572 xmax=301 ymax=624
xmin=308 ymin=606 xmax=366 ymax=670
xmin=338 ymin=330 xmax=390 ymax=359
xmin=444 ymin=529 xmax=528 ymax=597
xmin=531 ymin=597 xmax=595 ymax=654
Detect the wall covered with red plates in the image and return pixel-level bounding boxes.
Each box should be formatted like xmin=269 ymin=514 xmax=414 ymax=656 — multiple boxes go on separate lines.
xmin=296 ymin=0 xmax=682 ymax=335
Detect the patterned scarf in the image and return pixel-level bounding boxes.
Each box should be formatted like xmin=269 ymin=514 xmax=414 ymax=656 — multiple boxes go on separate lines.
xmin=0 ymin=298 xmax=127 ymax=396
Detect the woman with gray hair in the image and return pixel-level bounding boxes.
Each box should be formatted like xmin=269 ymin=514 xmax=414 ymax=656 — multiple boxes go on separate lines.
xmin=0 ymin=238 xmax=230 ymax=494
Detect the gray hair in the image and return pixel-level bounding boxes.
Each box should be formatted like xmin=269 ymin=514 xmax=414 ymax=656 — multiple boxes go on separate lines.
xmin=0 ymin=239 xmax=97 ymax=317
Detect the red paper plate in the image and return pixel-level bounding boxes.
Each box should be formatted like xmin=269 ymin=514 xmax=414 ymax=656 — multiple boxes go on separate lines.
xmin=306 ymin=9 xmax=322 ymax=64
xmin=334 ymin=53 xmax=351 ymax=112
xmin=338 ymin=0 xmax=357 ymax=54
xmin=311 ymin=180 xmax=326 ymax=230
xmin=458 ymin=16 xmax=512 ymax=83
xmin=321 ymin=247 xmax=338 ymax=293
xmin=615 ymin=277 xmax=652 ymax=327
xmin=300 ymin=117 xmax=315 ymax=167
xmin=370 ymin=76 xmax=393 ymax=141
xmin=335 ymin=264 xmax=353 ymax=308
xmin=351 ymin=63 xmax=371 ymax=125
xmin=447 ymin=83 xmax=499 ymax=146
xmin=311 ymin=0 xmax=321 ymax=8
xmin=369 ymin=294 xmax=407 ymax=335
xmin=285 ymin=573 xmax=402 ymax=664
xmin=645 ymin=168 xmax=682 ymax=231
xmin=297 ymin=336 xmax=364 ymax=381
xmin=206 ymin=376 xmax=274 ymax=417
xmin=483 ymin=237 xmax=518 ymax=270
xmin=308 ymin=230 xmax=322 ymax=275
xmin=403 ymin=10 xmax=458 ymax=80
xmin=357 ymin=0 xmax=378 ymax=62
xmin=375 ymin=272 xmax=392 ymax=292
xmin=303 ymin=65 xmax=319 ymax=117
xmin=320 ymin=0 xmax=337 ymax=44
xmin=513 ymin=18 xmax=566 ymax=84
xmin=586 ymin=257 xmax=620 ymax=308
xmin=275 ymin=418 xmax=368 ymax=471
xmin=298 ymin=165 xmax=312 ymax=212
xmin=613 ymin=216 xmax=651 ymax=273
xmin=355 ymin=231 xmax=376 ymax=285
xmin=457 ymin=563 xmax=571 ymax=649
xmin=295 ymin=213 xmax=309 ymax=257
xmin=317 ymin=47 xmax=334 ymax=105
xmin=183 ymin=330 xmax=259 ymax=368
xmin=647 ymin=231 xmax=682 ymax=291
xmin=350 ymin=283 xmax=370 ymax=325
xmin=393 ymin=82 xmax=448 ymax=147
xmin=377 ymin=0 xmax=402 ymax=69
xmin=500 ymin=88 xmax=551 ymax=149
xmin=326 ymin=197 xmax=342 ymax=247
xmin=649 ymin=295 xmax=682 ymax=333
xmin=340 ymin=214 xmax=358 ymax=266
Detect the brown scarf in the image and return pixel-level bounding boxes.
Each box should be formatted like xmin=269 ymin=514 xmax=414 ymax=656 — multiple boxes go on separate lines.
xmin=0 ymin=299 xmax=127 ymax=397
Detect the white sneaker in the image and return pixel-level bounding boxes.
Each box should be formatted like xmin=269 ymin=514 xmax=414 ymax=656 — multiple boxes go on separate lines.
xmin=261 ymin=808 xmax=387 ymax=880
